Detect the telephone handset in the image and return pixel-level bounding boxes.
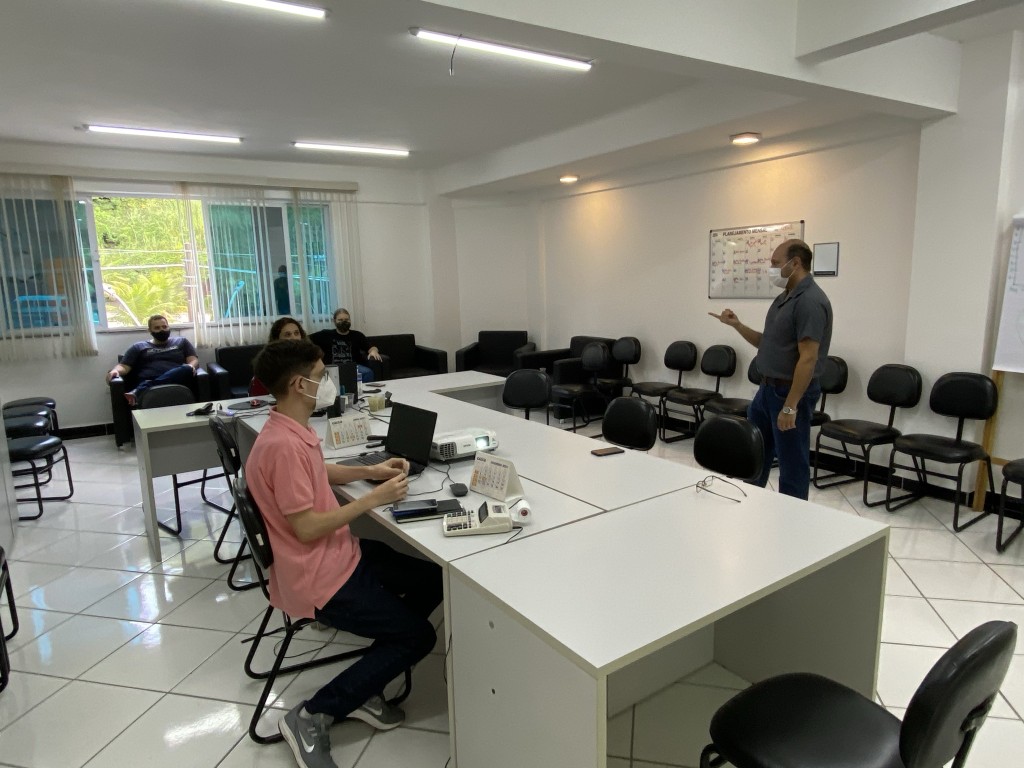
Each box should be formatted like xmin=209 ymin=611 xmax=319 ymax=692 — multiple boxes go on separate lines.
xmin=443 ymin=500 xmax=513 ymax=536
xmin=187 ymin=402 xmax=214 ymax=417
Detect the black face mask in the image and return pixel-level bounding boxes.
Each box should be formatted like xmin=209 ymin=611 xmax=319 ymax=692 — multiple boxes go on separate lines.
xmin=336 ymin=321 xmax=351 ymax=332
xmin=151 ymin=330 xmax=171 ymax=343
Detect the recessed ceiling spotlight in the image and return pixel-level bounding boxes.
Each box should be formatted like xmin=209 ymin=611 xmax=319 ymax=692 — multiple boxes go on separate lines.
xmin=85 ymin=125 xmax=242 ymax=144
xmin=293 ymin=142 xmax=410 ymax=157
xmin=559 ymin=174 xmax=580 ymax=184
xmin=730 ymin=132 xmax=762 ymax=146
xmin=220 ymin=0 xmax=326 ymax=19
xmin=412 ymin=28 xmax=591 ymax=71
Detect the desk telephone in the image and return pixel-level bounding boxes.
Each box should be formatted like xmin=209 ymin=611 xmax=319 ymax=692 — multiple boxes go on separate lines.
xmin=443 ymin=500 xmax=513 ymax=537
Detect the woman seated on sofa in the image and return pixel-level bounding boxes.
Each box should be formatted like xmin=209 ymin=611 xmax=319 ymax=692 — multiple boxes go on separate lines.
xmin=249 ymin=317 xmax=307 ymax=396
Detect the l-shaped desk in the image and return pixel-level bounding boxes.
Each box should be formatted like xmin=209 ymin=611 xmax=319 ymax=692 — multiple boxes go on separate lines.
xmin=135 ymin=371 xmax=888 ymax=768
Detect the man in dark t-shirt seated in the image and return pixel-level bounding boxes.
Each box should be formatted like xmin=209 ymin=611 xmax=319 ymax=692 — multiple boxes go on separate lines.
xmin=309 ymin=307 xmax=381 ymax=384
xmin=107 ymin=314 xmax=200 ymax=406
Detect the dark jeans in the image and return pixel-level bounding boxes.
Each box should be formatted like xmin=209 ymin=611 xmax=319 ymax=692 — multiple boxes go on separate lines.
xmin=306 ymin=539 xmax=443 ymax=720
xmin=133 ymin=364 xmax=195 ymax=396
xmin=747 ymin=380 xmax=821 ymax=500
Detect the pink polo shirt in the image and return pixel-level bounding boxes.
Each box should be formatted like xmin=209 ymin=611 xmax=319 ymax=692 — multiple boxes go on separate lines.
xmin=245 ymin=408 xmax=361 ymax=618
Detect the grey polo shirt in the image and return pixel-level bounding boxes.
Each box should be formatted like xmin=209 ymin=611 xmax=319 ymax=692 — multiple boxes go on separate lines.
xmin=755 ymin=275 xmax=832 ymax=380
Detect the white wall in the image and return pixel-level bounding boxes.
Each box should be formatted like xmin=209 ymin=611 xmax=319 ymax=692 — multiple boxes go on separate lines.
xmin=466 ymin=131 xmax=922 ymax=425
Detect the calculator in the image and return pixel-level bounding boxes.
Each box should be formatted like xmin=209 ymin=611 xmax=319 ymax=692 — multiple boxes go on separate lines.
xmin=442 ymin=500 xmax=513 ymax=536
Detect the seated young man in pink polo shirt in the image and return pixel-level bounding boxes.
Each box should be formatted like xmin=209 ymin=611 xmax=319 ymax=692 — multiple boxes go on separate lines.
xmin=245 ymin=339 xmax=442 ymax=768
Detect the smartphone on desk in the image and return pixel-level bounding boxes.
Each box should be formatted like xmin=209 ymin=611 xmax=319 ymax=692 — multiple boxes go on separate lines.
xmin=591 ymin=446 xmax=625 ymax=456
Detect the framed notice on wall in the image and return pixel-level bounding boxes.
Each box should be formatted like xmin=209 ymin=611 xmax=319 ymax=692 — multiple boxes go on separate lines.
xmin=709 ymin=220 xmax=804 ymax=299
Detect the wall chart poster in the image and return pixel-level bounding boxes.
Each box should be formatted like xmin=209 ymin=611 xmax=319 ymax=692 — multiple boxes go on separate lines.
xmin=709 ymin=220 xmax=804 ymax=299
xmin=993 ymin=219 xmax=1024 ymax=373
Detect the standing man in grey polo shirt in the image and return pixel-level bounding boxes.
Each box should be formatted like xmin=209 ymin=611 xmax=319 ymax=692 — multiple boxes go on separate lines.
xmin=710 ymin=239 xmax=832 ymax=499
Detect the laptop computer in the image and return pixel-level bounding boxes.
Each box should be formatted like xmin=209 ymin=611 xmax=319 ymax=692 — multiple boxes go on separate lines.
xmin=338 ymin=401 xmax=437 ymax=476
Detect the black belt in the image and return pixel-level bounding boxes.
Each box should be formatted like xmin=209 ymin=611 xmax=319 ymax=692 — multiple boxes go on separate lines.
xmin=762 ymin=376 xmax=793 ymax=387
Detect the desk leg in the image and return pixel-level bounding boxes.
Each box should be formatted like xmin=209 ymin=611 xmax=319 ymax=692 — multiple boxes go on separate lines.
xmin=134 ymin=423 xmax=162 ymax=562
xmin=449 ymin=571 xmax=606 ymax=768
xmin=443 ymin=566 xmax=458 ymax=767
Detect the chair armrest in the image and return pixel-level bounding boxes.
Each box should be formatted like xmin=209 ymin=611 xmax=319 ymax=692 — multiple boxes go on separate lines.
xmin=206 ymin=362 xmax=230 ymax=401
xmin=376 ymin=354 xmax=392 ymax=381
xmin=194 ymin=366 xmax=211 ymax=401
xmin=516 ymin=347 xmax=570 ymax=372
xmin=415 ymin=344 xmax=449 ymax=374
xmin=552 ymin=356 xmax=585 ymax=385
xmin=455 ymin=342 xmax=479 ymax=372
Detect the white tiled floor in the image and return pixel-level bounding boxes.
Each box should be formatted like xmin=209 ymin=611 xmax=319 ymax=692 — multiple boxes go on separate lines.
xmin=2 ymin=432 xmax=1024 ymax=767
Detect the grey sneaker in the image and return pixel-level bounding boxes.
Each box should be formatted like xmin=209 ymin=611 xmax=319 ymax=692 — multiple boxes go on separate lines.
xmin=279 ymin=701 xmax=338 ymax=768
xmin=347 ymin=694 xmax=405 ymax=730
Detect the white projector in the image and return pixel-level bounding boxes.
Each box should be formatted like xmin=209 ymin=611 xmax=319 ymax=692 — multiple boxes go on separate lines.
xmin=431 ymin=428 xmax=498 ymax=461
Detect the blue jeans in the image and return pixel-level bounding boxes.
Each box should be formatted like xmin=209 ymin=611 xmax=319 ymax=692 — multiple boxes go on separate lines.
xmin=747 ymin=380 xmax=821 ymax=500
xmin=306 ymin=539 xmax=442 ymax=720
xmin=133 ymin=364 xmax=195 ymax=397
xmin=357 ymin=364 xmax=375 ymax=384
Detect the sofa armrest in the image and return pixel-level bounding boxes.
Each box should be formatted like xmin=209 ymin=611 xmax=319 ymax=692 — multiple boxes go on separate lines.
xmin=552 ymin=356 xmax=585 ymax=385
xmin=455 ymin=342 xmax=479 ymax=372
xmin=206 ymin=362 xmax=230 ymax=400
xmin=366 ymin=358 xmax=386 ymax=382
xmin=194 ymin=365 xmax=211 ymax=401
xmin=516 ymin=347 xmax=569 ymax=372
xmin=107 ymin=375 xmax=133 ymax=447
xmin=415 ymin=344 xmax=449 ymax=374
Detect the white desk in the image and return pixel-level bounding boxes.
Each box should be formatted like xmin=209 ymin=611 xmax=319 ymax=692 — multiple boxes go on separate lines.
xmin=448 ymin=488 xmax=888 ymax=768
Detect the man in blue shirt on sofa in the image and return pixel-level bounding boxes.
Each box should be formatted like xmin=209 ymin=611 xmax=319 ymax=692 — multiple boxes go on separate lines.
xmin=106 ymin=314 xmax=200 ymax=406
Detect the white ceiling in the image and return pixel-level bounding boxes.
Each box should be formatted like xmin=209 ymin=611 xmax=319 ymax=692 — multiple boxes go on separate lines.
xmin=3 ymin=0 xmax=1024 ymax=188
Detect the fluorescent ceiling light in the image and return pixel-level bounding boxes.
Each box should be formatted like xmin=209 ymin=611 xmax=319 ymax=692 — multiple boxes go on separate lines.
xmin=293 ymin=142 xmax=409 ymax=157
xmin=86 ymin=125 xmax=242 ymax=144
xmin=220 ymin=0 xmax=326 ymax=19
xmin=412 ymin=28 xmax=591 ymax=71
xmin=559 ymin=174 xmax=579 ymax=184
xmin=730 ymin=132 xmax=762 ymax=146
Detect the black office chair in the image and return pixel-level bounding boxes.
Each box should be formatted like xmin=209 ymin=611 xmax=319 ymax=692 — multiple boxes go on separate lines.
xmin=813 ymin=364 xmax=923 ymax=506
xmin=809 ymin=355 xmax=849 ymax=427
xmin=140 ymin=384 xmax=229 ymax=536
xmin=550 ymin=342 xmax=611 ymax=432
xmin=704 ymin=358 xmax=761 ymax=419
xmin=996 ymin=459 xmax=1024 ymax=553
xmin=0 ymin=546 xmax=21 ymax=694
xmin=230 ymin=476 xmax=411 ymax=744
xmin=502 ymin=369 xmax=552 ymax=424
xmin=207 ymin=416 xmax=257 ymax=591
xmin=699 ymin=620 xmax=1017 ymax=768
xmin=693 ymin=415 xmax=764 ymax=483
xmin=885 ymin=372 xmax=997 ymax=532
xmin=9 ymin=434 xmax=74 ymax=520
xmin=633 ymin=340 xmax=698 ymax=407
xmin=3 ymin=397 xmax=58 ymax=432
xmin=662 ymin=345 xmax=737 ymax=442
xmin=598 ymin=337 xmax=641 ymax=394
xmin=601 ymin=397 xmax=658 ymax=451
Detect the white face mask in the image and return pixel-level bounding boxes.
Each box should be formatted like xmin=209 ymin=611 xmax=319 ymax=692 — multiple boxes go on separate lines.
xmin=768 ymin=258 xmax=794 ymax=289
xmin=301 ymin=373 xmax=338 ymax=411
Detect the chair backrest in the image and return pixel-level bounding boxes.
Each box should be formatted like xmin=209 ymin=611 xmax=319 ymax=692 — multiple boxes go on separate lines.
xmin=700 ymin=345 xmax=737 ymax=378
xmin=208 ymin=415 xmax=242 ymax=478
xmin=602 ymin=397 xmax=658 ymax=450
xmin=231 ymin=476 xmax=274 ymax=572
xmin=478 ymin=331 xmax=529 ymax=366
xmin=930 ymin=372 xmax=998 ymax=423
xmin=215 ymin=344 xmax=263 ymax=389
xmin=746 ymin=357 xmax=761 ymax=385
xmin=611 ymin=337 xmax=642 ymax=366
xmin=900 ymin=620 xmax=1017 ymax=768
xmin=694 ymin=416 xmax=765 ymax=482
xmin=664 ymin=341 xmax=698 ymax=377
xmin=867 ymin=364 xmax=923 ymax=420
xmin=569 ymin=335 xmax=614 ymax=358
xmin=581 ymin=342 xmax=611 ymax=375
xmin=503 ymin=369 xmax=551 ymax=411
xmin=138 ymin=384 xmax=194 ymax=409
xmin=369 ymin=334 xmax=416 ymax=368
xmin=819 ymin=355 xmax=849 ymax=395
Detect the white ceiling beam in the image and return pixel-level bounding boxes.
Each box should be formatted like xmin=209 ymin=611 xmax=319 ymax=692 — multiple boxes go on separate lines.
xmin=795 ymin=0 xmax=1023 ymax=62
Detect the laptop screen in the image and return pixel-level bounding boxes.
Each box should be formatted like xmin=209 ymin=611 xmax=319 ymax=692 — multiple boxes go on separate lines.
xmin=384 ymin=402 xmax=437 ymax=467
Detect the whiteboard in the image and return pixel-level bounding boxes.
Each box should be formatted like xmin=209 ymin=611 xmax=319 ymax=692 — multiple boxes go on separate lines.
xmin=709 ymin=220 xmax=804 ymax=299
xmin=993 ymin=220 xmax=1024 ymax=373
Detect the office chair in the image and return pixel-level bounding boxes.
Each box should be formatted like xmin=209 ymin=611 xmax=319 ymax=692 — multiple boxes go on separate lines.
xmin=704 ymin=358 xmax=761 ymax=418
xmin=601 ymin=396 xmax=658 ymax=451
xmin=632 ymin=340 xmax=698 ymax=406
xmin=693 ymin=415 xmax=764 ymax=483
xmin=139 ymin=384 xmax=229 ymax=536
xmin=996 ymin=459 xmax=1024 ymax=553
xmin=207 ymin=416 xmax=257 ymax=591
xmin=885 ymin=372 xmax=997 ymax=532
xmin=699 ymin=620 xmax=1017 ymax=768
xmin=550 ymin=342 xmax=611 ymax=432
xmin=0 ymin=546 xmax=21 ymax=694
xmin=502 ymin=369 xmax=552 ymax=424
xmin=9 ymin=434 xmax=74 ymax=520
xmin=662 ymin=344 xmax=737 ymax=442
xmin=230 ymin=476 xmax=411 ymax=744
xmin=809 ymin=355 xmax=849 ymax=427
xmin=599 ymin=336 xmax=641 ymax=394
xmin=813 ymin=364 xmax=922 ymax=506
